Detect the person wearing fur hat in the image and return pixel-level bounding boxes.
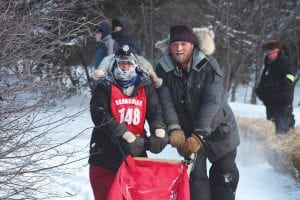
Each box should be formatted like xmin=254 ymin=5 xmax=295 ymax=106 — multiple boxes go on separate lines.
xmin=89 ymin=44 xmax=168 ymax=199
xmin=256 ymin=40 xmax=296 ymax=133
xmin=155 ymin=25 xmax=240 ymax=200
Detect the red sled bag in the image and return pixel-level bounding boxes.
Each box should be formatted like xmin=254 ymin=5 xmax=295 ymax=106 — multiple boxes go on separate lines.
xmin=107 ymin=155 xmax=190 ymax=200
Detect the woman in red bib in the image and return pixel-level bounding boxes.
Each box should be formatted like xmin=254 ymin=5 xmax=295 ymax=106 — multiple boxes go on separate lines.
xmin=89 ymin=45 xmax=168 ymax=200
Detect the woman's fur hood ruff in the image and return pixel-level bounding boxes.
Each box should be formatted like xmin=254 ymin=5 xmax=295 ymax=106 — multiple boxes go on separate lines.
xmin=155 ymin=27 xmax=215 ymax=56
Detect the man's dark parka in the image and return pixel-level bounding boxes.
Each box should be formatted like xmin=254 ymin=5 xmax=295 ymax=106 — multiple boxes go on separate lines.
xmin=155 ymin=48 xmax=240 ymax=162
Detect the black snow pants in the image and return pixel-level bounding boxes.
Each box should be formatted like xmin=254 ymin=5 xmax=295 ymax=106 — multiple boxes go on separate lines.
xmin=266 ymin=104 xmax=295 ymax=133
xmin=189 ymin=148 xmax=239 ymax=200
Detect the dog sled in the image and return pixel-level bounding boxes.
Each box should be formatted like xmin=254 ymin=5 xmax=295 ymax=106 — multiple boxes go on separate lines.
xmin=107 ymin=155 xmax=194 ymax=200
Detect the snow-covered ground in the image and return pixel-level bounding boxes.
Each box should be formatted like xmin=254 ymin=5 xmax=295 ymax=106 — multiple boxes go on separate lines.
xmin=46 ymin=81 xmax=300 ymax=200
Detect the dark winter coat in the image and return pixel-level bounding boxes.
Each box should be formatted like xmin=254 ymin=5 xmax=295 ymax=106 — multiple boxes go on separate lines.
xmin=155 ymin=48 xmax=240 ymax=162
xmin=111 ymin=17 xmax=142 ymax=54
xmin=89 ymin=66 xmax=165 ymax=171
xmin=256 ymin=52 xmax=296 ymax=106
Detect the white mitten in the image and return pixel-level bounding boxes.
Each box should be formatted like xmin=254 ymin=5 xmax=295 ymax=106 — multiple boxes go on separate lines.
xmin=122 ymin=131 xmax=136 ymax=143
xmin=155 ymin=129 xmax=166 ymax=138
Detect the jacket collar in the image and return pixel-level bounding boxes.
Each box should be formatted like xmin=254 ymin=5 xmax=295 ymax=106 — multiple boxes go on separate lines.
xmin=158 ymin=48 xmax=208 ymax=73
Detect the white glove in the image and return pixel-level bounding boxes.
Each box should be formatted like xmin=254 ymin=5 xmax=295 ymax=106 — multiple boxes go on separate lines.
xmin=155 ymin=129 xmax=166 ymax=138
xmin=122 ymin=131 xmax=136 ymax=143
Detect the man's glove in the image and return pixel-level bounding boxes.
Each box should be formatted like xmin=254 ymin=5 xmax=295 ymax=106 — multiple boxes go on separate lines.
xmin=178 ymin=134 xmax=202 ymax=157
xmin=123 ymin=131 xmax=145 ymax=156
xmin=148 ymin=129 xmax=169 ymax=154
xmin=169 ymin=129 xmax=186 ymax=148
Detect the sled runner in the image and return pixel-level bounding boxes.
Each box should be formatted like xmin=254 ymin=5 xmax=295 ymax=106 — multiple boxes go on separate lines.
xmin=186 ymin=153 xmax=196 ymax=177
xmin=107 ymin=155 xmax=191 ymax=200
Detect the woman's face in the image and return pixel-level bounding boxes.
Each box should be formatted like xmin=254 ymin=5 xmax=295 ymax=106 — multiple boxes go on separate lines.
xmin=265 ymin=49 xmax=280 ymax=60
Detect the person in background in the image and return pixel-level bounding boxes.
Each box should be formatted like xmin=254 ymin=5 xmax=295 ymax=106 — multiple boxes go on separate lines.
xmin=92 ymin=21 xmax=114 ymax=88
xmin=89 ymin=45 xmax=168 ymax=200
xmin=111 ymin=16 xmax=142 ymax=55
xmin=93 ymin=21 xmax=114 ymax=70
xmin=155 ymin=24 xmax=240 ymax=200
xmin=91 ymin=17 xmax=163 ymax=88
xmin=256 ymin=40 xmax=296 ymax=134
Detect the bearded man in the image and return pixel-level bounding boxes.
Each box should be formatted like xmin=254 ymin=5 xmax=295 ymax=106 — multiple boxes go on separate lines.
xmin=155 ymin=25 xmax=240 ymax=200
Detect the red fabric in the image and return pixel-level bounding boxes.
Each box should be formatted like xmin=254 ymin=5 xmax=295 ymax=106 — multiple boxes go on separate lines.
xmin=107 ymin=155 xmax=190 ymax=200
xmin=110 ymin=84 xmax=147 ymax=136
xmin=89 ymin=165 xmax=116 ymax=200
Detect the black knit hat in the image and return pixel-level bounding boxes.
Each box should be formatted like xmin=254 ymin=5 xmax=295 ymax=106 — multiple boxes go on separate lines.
xmin=170 ymin=25 xmax=196 ymax=44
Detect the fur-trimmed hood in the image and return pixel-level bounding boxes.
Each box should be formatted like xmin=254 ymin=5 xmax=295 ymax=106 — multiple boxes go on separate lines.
xmin=155 ymin=27 xmax=215 ymax=56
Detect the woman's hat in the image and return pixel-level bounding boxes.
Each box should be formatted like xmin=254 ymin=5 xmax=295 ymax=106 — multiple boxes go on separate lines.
xmin=263 ymin=40 xmax=283 ymax=51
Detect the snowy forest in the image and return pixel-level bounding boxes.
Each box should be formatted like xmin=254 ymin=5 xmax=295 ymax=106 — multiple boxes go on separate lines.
xmin=1 ymin=0 xmax=300 ymax=199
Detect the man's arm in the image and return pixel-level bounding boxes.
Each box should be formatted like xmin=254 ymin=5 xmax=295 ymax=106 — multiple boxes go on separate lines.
xmin=194 ymin=64 xmax=223 ymax=138
xmin=155 ymin=64 xmax=181 ymax=132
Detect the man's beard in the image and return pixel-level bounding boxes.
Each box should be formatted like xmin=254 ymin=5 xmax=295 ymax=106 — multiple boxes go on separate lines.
xmin=172 ymin=51 xmax=193 ymax=69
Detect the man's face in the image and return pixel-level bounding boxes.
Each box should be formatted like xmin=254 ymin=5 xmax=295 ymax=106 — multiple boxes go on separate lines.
xmin=170 ymin=41 xmax=194 ymax=66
